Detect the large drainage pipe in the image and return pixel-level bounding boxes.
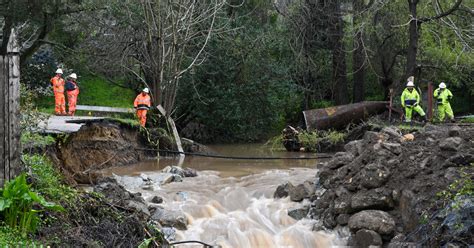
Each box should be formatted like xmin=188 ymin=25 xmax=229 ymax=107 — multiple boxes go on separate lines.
xmin=303 ymin=101 xmax=388 ymax=131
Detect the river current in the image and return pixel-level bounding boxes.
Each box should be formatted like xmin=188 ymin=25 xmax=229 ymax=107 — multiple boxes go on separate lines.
xmin=103 ymin=144 xmax=339 ymax=247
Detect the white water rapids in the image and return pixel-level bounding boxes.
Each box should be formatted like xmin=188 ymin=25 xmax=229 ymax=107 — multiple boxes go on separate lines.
xmin=104 ymin=144 xmax=341 ymax=247
xmin=112 ymin=167 xmax=338 ymax=247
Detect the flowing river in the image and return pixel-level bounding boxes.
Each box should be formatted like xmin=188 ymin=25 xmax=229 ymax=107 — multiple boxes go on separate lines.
xmin=103 ymin=144 xmax=339 ymax=247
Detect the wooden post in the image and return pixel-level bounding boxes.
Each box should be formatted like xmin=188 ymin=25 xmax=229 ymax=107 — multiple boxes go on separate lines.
xmin=388 ymin=88 xmax=393 ymax=121
xmin=0 ymin=29 xmax=21 ymax=187
xmin=427 ymin=82 xmax=433 ymax=121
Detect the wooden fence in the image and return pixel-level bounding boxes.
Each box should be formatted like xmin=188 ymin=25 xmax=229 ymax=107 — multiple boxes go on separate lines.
xmin=0 ymin=30 xmax=21 ymax=187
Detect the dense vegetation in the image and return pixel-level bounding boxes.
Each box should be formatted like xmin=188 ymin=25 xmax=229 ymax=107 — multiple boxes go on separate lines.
xmin=1 ymin=0 xmax=473 ymax=143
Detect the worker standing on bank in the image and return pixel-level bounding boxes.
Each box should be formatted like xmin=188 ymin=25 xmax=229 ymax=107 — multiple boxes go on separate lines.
xmin=401 ymin=81 xmax=427 ymax=123
xmin=434 ymin=82 xmax=454 ymax=122
xmin=66 ymin=73 xmax=80 ymax=116
xmin=50 ymin=69 xmax=66 ymax=115
xmin=134 ymin=88 xmax=151 ymax=127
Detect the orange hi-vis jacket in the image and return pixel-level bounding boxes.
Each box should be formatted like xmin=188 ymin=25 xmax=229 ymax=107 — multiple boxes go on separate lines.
xmin=50 ymin=76 xmax=65 ymax=93
xmin=134 ymin=94 xmax=151 ymax=110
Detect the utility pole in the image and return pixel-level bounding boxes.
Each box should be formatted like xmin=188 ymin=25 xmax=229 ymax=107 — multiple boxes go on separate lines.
xmin=0 ymin=29 xmax=21 ymax=187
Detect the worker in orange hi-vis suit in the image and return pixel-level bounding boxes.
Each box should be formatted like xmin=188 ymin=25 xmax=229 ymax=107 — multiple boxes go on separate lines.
xmin=66 ymin=73 xmax=80 ymax=116
xmin=134 ymin=88 xmax=152 ymax=127
xmin=50 ymin=68 xmax=66 ymax=115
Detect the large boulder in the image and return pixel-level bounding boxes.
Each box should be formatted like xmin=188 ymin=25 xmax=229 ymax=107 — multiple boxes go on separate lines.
xmin=448 ymin=126 xmax=461 ymax=137
xmin=344 ymin=140 xmax=364 ymax=157
xmin=348 ymin=210 xmax=396 ymax=235
xmin=326 ymin=152 xmax=354 ymax=170
xmin=439 ymin=137 xmax=463 ymax=151
xmin=274 ymin=182 xmax=292 ymax=198
xmin=162 ymin=166 xmax=185 ymax=177
xmin=183 ymin=167 xmax=198 ymax=177
xmin=381 ymin=142 xmax=402 ymax=155
xmin=355 ymin=229 xmax=383 ymax=247
xmin=440 ymin=196 xmax=474 ymax=240
xmin=289 ymin=183 xmax=311 ymax=202
xmin=334 ymin=195 xmax=352 ymax=214
xmin=288 ymin=206 xmax=309 ymax=220
xmin=150 ymin=208 xmax=187 ymax=230
xmin=351 ymin=188 xmax=394 ymax=211
xmin=381 ymin=127 xmax=402 ymax=139
xmin=354 ymin=163 xmax=391 ymax=189
xmin=363 ymin=131 xmax=388 ymax=144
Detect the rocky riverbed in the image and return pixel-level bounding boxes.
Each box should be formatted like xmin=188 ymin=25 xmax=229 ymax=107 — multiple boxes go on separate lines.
xmin=276 ymin=123 xmax=474 ymax=246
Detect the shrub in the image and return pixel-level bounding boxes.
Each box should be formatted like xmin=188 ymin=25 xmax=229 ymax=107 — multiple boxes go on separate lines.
xmin=0 ymin=174 xmax=64 ymax=236
xmin=22 ymin=154 xmax=76 ymax=201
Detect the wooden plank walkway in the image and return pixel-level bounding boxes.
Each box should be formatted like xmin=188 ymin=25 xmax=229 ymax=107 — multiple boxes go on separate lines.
xmin=37 ymin=116 xmax=105 ymax=134
xmin=36 ymin=105 xmax=135 ymax=134
xmin=76 ymin=105 xmax=133 ymax=113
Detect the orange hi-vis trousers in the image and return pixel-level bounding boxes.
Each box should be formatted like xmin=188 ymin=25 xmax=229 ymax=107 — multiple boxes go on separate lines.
xmin=54 ymin=92 xmax=66 ymax=115
xmin=67 ymin=91 xmax=79 ymax=116
xmin=136 ymin=109 xmax=148 ymax=127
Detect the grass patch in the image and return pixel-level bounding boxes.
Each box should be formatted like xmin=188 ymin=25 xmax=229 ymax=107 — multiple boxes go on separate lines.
xmin=460 ymin=117 xmax=474 ymax=123
xmin=21 ymin=132 xmax=56 ymax=149
xmin=78 ymin=76 xmax=135 ymax=108
xmin=0 ymin=225 xmax=37 ymax=246
xmin=35 ymin=75 xmax=136 ymax=114
xmin=266 ymin=129 xmax=346 ymax=152
xmin=22 ymin=154 xmax=76 ymax=202
xmin=398 ymin=124 xmax=423 ymax=132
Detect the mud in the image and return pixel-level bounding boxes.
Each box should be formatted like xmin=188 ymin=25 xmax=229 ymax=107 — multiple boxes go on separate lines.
xmin=54 ymin=120 xmax=152 ymax=184
xmin=48 ymin=119 xmax=210 ymax=184
xmin=279 ymin=123 xmax=474 ymax=246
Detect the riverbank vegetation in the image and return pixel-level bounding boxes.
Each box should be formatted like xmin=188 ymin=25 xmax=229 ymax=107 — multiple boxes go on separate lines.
xmin=1 ymin=0 xmax=470 ymax=143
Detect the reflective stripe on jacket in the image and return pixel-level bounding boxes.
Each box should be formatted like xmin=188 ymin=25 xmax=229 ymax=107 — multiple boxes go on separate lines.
xmin=50 ymin=76 xmax=65 ymax=93
xmin=134 ymin=93 xmax=151 ymax=110
xmin=434 ymin=88 xmax=453 ymax=105
xmin=401 ymin=88 xmax=420 ymax=107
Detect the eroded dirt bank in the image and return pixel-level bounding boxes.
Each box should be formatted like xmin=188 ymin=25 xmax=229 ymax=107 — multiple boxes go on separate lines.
xmin=277 ymin=124 xmax=474 ymax=246
xmin=48 ymin=120 xmax=209 ymax=184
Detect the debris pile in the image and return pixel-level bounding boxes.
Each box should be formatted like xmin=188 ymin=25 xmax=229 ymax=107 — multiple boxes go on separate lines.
xmin=277 ymin=124 xmax=474 ymax=246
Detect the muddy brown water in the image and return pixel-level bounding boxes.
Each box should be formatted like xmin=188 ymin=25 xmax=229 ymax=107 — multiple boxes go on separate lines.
xmin=103 ymin=144 xmax=340 ymax=247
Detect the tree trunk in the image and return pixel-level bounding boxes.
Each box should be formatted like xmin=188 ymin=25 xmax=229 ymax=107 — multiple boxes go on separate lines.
xmin=330 ymin=0 xmax=349 ymax=105
xmin=406 ymin=0 xmax=419 ymax=81
xmin=352 ymin=0 xmax=365 ymax=102
xmin=0 ymin=29 xmax=21 ymax=186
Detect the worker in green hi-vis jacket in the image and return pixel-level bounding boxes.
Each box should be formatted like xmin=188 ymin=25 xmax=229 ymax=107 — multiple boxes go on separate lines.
xmin=434 ymin=82 xmax=454 ymax=122
xmin=401 ymin=81 xmax=427 ymax=123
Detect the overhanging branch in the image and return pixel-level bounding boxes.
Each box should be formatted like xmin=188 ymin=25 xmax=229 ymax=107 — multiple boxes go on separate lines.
xmin=419 ymin=0 xmax=462 ymax=23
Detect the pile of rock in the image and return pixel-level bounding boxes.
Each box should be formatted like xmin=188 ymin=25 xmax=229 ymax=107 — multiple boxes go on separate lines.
xmin=277 ymin=124 xmax=474 ymax=246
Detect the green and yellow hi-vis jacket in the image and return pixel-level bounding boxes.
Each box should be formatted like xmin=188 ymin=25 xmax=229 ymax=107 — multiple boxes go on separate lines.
xmin=401 ymin=88 xmax=420 ymax=107
xmin=434 ymin=88 xmax=453 ymax=105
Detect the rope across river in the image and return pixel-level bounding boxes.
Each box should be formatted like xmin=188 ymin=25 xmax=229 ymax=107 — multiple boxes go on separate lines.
xmin=134 ymin=147 xmax=332 ymax=160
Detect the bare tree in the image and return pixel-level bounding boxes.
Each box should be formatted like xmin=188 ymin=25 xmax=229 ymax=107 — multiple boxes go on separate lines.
xmin=404 ymin=0 xmax=463 ymax=80
xmin=81 ymin=0 xmax=227 ymax=114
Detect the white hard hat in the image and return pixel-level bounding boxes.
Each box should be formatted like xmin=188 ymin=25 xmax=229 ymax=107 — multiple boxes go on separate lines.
xmin=407 ymin=81 xmax=415 ymax=87
xmin=55 ymin=68 xmax=63 ymax=74
xmin=439 ymin=82 xmax=446 ymax=89
xmin=69 ymin=73 xmax=77 ymax=79
xmin=142 ymin=88 xmax=150 ymax=93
